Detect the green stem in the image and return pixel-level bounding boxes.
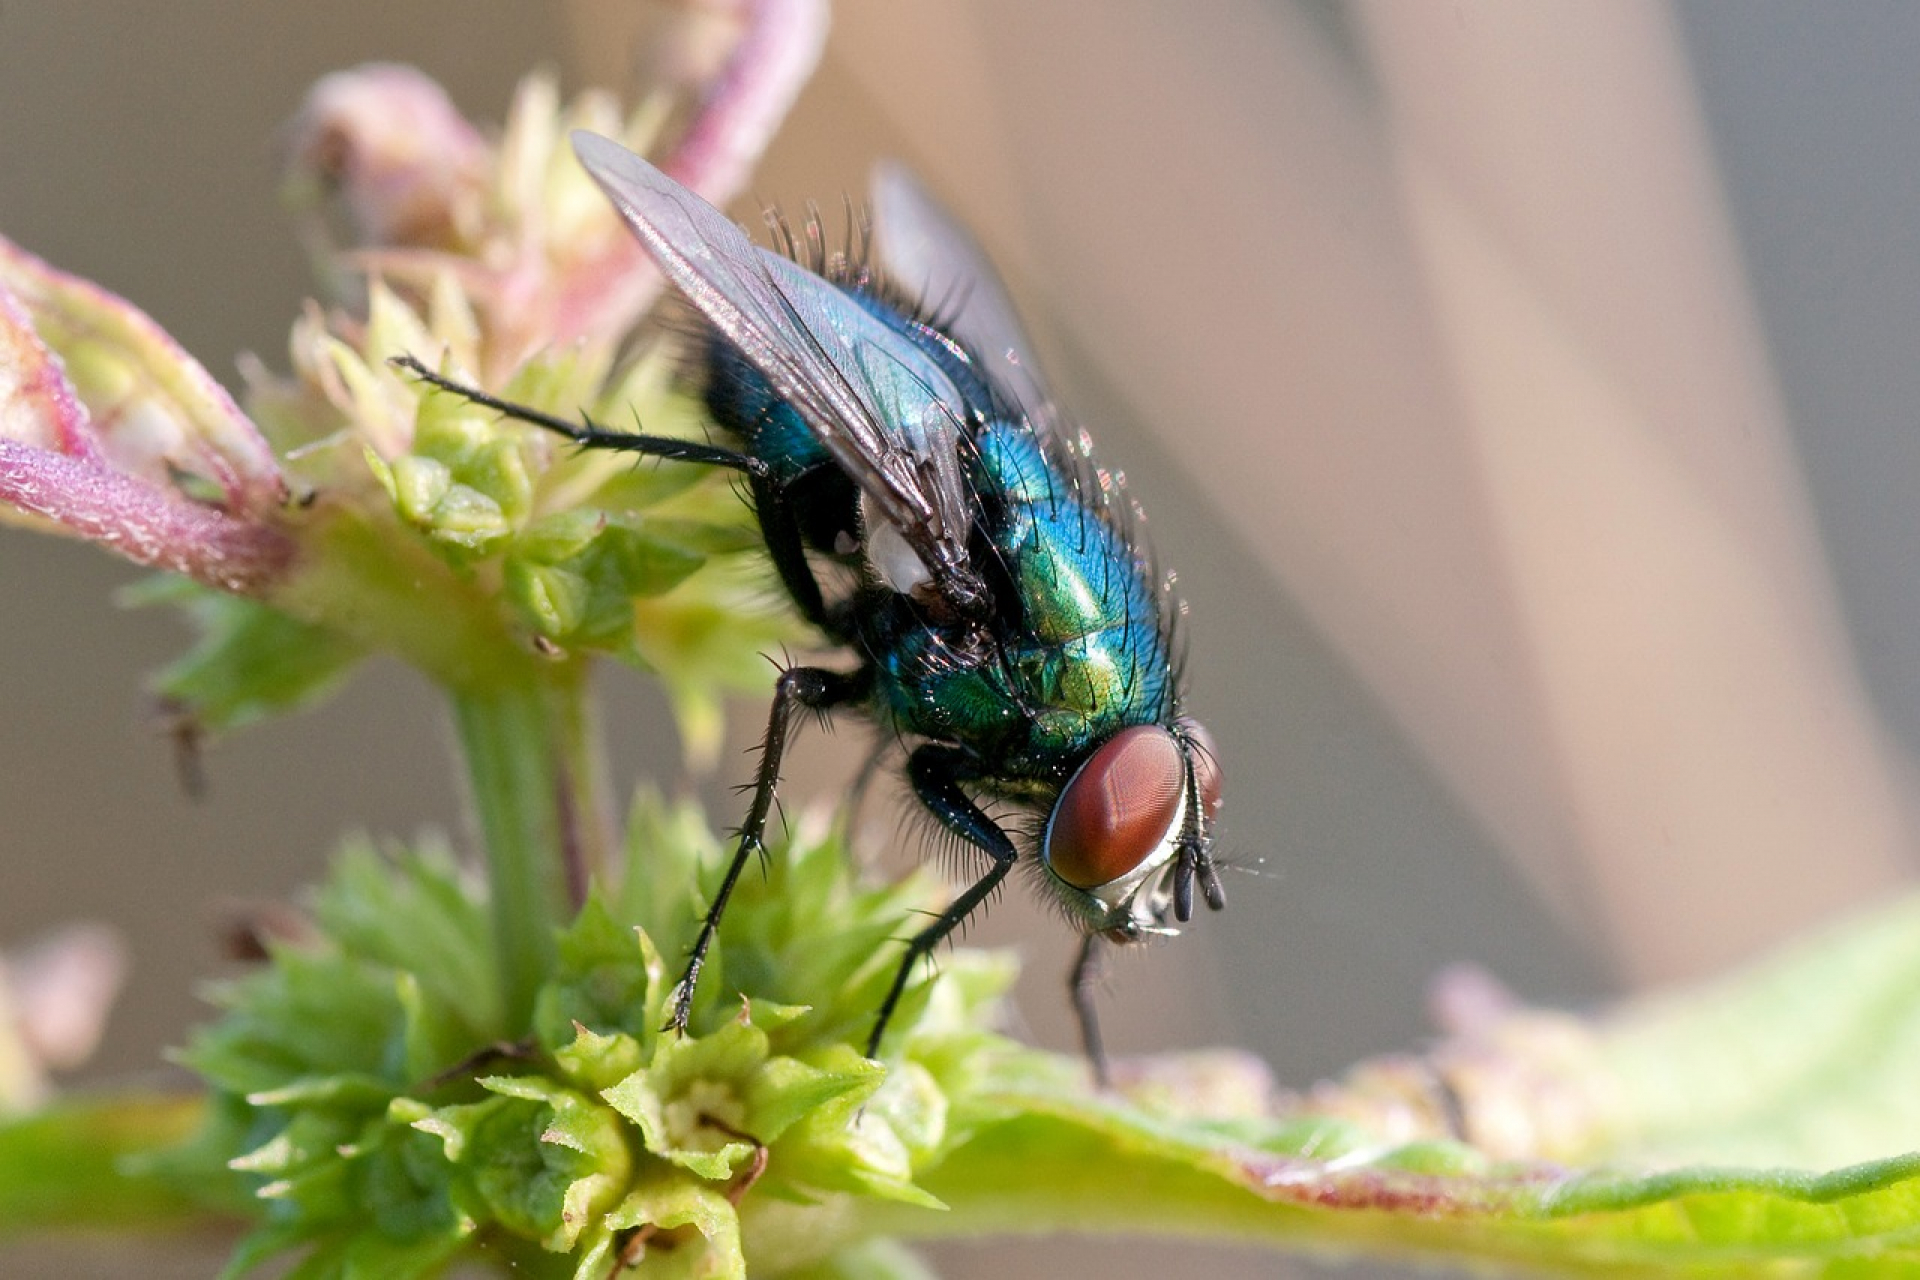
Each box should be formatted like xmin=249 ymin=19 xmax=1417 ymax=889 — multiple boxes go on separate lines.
xmin=449 ymin=663 xmax=608 ymax=1031
xmin=281 ymin=505 xmax=623 ymax=1030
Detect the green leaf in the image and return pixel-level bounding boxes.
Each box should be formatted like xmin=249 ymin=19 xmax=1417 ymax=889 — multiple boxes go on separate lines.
xmin=1582 ymin=890 xmax=1920 ymax=1170
xmin=553 ymin=1025 xmax=647 ymax=1096
xmin=425 ymin=481 xmax=508 ymax=549
xmin=180 ymin=948 xmax=408 ymax=1098
xmin=602 ymin=1175 xmax=746 ymax=1280
xmin=416 ymin=1094 xmax=562 ymax=1242
xmin=313 ymin=838 xmax=502 ymax=1047
xmin=534 ymin=891 xmax=663 ymax=1052
xmin=467 ymin=437 xmax=535 ymax=523
xmin=242 ymin=1222 xmax=468 ymax=1280
xmin=609 ymin=792 xmax=723 ymax=960
xmin=775 ymin=1240 xmax=939 ymax=1280
xmin=410 ymin=392 xmax=495 ymax=471
xmin=591 ymin=457 xmax=716 ymax=511
xmin=387 ymin=454 xmax=453 ymax=523
xmin=774 ymin=1059 xmax=944 ymax=1212
xmin=125 ymin=579 xmax=365 ymax=736
xmin=832 ymin=889 xmax=1920 ymax=1275
xmin=852 ymin=1076 xmax=1920 ymax=1276
xmin=743 ymin=1048 xmax=881 ymax=1144
xmin=471 ymin=1076 xmax=631 ymax=1250
xmin=513 ymin=507 xmax=606 ymax=565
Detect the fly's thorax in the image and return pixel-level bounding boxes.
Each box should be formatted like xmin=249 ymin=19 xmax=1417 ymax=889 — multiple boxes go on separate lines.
xmin=1038 ymin=718 xmax=1224 ymax=940
xmin=865 ymin=599 xmax=1176 ymax=797
xmin=972 ymin=426 xmax=1168 ymax=681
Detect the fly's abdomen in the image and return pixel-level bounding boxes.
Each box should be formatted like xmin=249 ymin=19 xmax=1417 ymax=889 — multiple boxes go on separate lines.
xmin=703 ymin=338 xmax=862 ymax=556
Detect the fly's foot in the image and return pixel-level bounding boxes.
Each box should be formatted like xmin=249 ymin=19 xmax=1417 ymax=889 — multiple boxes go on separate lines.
xmin=661 ymin=964 xmax=701 ymax=1036
xmin=865 ymin=951 xmax=917 ymax=1061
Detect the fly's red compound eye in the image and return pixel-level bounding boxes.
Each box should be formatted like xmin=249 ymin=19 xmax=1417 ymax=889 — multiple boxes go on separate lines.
xmin=1043 ymin=725 xmax=1186 ymax=890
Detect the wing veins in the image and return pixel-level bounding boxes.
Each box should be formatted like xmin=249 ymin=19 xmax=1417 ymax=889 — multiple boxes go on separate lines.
xmin=578 ymin=132 xmax=983 ymax=614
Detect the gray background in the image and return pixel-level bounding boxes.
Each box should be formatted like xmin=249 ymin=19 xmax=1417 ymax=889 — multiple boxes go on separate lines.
xmin=1 ymin=3 xmax=1915 ymax=1277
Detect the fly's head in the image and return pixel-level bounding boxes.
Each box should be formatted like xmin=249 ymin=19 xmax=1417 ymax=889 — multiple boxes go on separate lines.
xmin=1039 ymin=718 xmax=1225 ymax=943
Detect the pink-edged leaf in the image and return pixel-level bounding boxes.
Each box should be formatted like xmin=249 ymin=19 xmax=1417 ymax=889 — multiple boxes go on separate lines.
xmin=0 ymin=440 xmax=291 ymax=592
xmin=0 ymin=235 xmax=285 ymax=516
xmin=0 ymin=284 xmax=96 ymax=462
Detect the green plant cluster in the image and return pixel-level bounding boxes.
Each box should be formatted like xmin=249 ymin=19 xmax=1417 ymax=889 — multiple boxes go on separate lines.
xmin=162 ymin=797 xmax=1017 ymax=1278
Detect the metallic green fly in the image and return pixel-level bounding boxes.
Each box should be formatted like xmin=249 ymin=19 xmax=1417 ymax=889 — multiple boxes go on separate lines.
xmin=399 ymin=131 xmax=1224 ymax=1084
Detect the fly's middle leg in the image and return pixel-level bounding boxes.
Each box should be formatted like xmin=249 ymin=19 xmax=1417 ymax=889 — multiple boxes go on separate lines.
xmin=868 ymin=745 xmax=1020 ymax=1059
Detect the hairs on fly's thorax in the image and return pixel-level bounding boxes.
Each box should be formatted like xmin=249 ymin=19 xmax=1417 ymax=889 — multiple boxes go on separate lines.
xmin=748 ymin=185 xmax=1037 ymax=435
xmin=760 ymin=192 xmax=873 ymax=290
xmin=1056 ymin=424 xmax=1190 ymax=663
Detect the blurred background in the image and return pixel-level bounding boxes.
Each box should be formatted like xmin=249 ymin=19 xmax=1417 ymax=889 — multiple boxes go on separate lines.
xmin=4 ymin=2 xmax=1920 ymax=1276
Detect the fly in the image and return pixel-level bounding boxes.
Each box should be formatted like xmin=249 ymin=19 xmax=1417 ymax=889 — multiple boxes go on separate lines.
xmin=397 ymin=131 xmax=1225 ymax=1084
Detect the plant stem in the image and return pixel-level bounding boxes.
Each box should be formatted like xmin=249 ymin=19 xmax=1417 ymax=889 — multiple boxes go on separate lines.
xmin=450 ymin=663 xmax=608 ymax=1031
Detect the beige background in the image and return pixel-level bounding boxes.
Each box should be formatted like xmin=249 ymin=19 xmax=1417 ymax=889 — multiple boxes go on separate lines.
xmin=5 ymin=3 xmax=1920 ymax=1277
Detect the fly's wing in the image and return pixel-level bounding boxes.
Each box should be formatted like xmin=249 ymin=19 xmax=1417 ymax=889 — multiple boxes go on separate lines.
xmin=870 ymin=162 xmax=1054 ymax=433
xmin=572 ymin=131 xmax=987 ymax=616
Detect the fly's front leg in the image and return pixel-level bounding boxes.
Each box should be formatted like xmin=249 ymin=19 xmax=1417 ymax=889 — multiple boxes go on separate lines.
xmin=393 ymin=355 xmax=837 ymax=632
xmin=670 ymin=665 xmax=867 ymax=1034
xmin=867 ymin=744 xmax=1019 ymax=1059
xmin=392 ymin=354 xmax=767 ymax=474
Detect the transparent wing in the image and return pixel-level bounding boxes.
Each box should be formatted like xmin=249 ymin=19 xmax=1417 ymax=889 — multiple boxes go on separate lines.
xmin=870 ymin=161 xmax=1054 ymax=431
xmin=572 ymin=131 xmax=986 ymax=615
